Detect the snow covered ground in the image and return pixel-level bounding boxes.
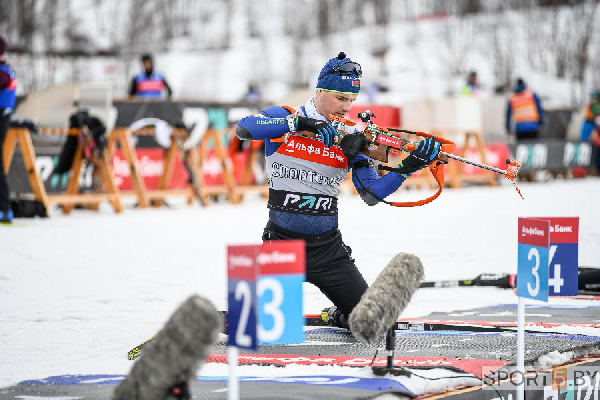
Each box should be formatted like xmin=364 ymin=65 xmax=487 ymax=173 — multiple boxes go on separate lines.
xmin=10 ymin=1 xmax=598 ymax=108
xmin=0 ymin=177 xmax=599 ymax=395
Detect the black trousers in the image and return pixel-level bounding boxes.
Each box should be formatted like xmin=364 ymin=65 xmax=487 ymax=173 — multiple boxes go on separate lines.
xmin=262 ymin=220 xmax=368 ymax=316
xmin=516 ymin=130 xmax=540 ymax=141
xmin=0 ymin=112 xmax=10 ymax=212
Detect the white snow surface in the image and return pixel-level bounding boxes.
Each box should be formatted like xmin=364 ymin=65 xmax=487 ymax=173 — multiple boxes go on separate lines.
xmin=1 ymin=178 xmax=599 ymax=396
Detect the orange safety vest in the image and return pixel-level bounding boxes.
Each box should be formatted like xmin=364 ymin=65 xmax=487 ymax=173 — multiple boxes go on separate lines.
xmin=510 ymin=90 xmax=539 ymax=124
xmin=585 ymin=102 xmax=596 ymax=122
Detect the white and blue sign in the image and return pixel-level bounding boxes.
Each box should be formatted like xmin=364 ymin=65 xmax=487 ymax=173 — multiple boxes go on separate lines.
xmin=517 ymin=218 xmax=550 ymax=302
xmin=544 ymin=218 xmax=579 ymax=296
xmin=227 ymin=245 xmax=259 ymax=350
xmin=257 ymin=241 xmax=305 ymax=345
xmin=227 ymin=241 xmax=305 ymax=349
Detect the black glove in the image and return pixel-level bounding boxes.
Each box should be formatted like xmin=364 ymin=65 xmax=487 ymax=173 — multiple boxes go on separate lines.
xmin=399 ymin=136 xmax=441 ymax=174
xmin=295 ymin=116 xmax=337 ymax=148
xmin=339 ymin=133 xmax=367 ymax=159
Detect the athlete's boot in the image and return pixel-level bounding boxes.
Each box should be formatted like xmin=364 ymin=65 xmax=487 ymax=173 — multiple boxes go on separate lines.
xmin=321 ymin=306 xmax=349 ymax=329
xmin=0 ymin=209 xmax=13 ymax=224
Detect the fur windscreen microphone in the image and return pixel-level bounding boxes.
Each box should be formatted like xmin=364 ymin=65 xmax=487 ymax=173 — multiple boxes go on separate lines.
xmin=113 ymin=295 xmax=223 ymax=400
xmin=349 ymin=253 xmax=424 ymax=345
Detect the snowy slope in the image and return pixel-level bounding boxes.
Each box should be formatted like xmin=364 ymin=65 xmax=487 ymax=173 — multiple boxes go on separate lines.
xmin=0 ymin=178 xmax=599 ymax=395
xmin=9 ymin=1 xmax=597 ymax=108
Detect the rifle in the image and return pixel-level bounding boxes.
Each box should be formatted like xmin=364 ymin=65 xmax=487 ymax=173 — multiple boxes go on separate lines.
xmin=420 ymin=267 xmax=600 ymax=293
xmin=294 ymin=110 xmax=523 ymax=206
xmin=420 ymin=273 xmax=516 ymax=289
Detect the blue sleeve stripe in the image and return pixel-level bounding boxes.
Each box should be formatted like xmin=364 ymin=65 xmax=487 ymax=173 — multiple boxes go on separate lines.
xmin=237 ymin=115 xmax=289 ymax=140
xmin=236 ymin=106 xmax=295 ymax=156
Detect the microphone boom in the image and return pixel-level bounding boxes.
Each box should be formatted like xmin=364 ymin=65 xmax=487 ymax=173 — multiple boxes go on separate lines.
xmin=349 ymin=253 xmax=424 ymax=345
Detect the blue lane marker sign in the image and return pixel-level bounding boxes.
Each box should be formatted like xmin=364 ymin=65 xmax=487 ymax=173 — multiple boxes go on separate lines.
xmin=227 ymin=241 xmax=305 ymax=349
xmin=258 ymin=240 xmax=305 ymax=345
xmin=517 ymin=218 xmax=550 ymax=302
xmin=539 ymin=217 xmax=579 ymax=296
xmin=227 ymin=245 xmax=259 ymax=350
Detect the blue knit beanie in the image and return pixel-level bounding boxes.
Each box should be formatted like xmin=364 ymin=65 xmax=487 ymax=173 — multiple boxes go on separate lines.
xmin=316 ymin=52 xmax=361 ymax=95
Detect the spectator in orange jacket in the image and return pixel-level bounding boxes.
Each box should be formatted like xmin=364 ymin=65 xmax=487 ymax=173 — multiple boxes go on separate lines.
xmin=580 ymin=91 xmax=599 ymax=142
xmin=506 ymin=78 xmax=544 ymax=142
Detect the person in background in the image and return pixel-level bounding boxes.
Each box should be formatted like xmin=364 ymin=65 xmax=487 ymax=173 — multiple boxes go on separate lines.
xmin=0 ymin=36 xmax=16 ymax=224
xmin=580 ymin=91 xmax=599 ymax=142
xmin=235 ymin=52 xmax=440 ymax=329
xmin=580 ymin=91 xmax=600 ymax=174
xmin=461 ymin=71 xmax=480 ymax=97
xmin=506 ymin=77 xmax=544 ymax=141
xmin=128 ymin=53 xmax=173 ymax=99
xmin=245 ymin=83 xmax=261 ymax=104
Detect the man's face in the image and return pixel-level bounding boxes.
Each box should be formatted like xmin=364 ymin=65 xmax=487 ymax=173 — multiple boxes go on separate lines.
xmin=142 ymin=60 xmax=153 ymax=72
xmin=314 ymin=90 xmax=357 ymax=119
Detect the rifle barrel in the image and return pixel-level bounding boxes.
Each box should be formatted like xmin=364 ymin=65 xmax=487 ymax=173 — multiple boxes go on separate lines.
xmin=441 ymin=151 xmax=507 ymax=176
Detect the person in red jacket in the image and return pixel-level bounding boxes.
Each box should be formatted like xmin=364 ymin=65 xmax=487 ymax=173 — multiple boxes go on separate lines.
xmin=0 ymin=36 xmax=16 ymax=223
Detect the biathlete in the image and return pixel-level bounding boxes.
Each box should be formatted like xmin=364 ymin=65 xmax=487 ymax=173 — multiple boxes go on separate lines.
xmin=235 ymin=52 xmax=440 ymax=328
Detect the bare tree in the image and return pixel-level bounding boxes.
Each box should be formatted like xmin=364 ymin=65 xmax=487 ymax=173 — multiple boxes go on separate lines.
xmin=122 ymin=0 xmax=154 ymax=86
xmin=527 ymin=0 xmax=598 ymax=104
xmin=434 ymin=0 xmax=482 ymax=16
xmin=568 ymin=0 xmax=599 ymax=104
xmin=41 ymin=0 xmax=59 ymax=53
xmin=551 ymin=6 xmax=570 ymax=78
xmin=524 ymin=2 xmax=573 ymax=78
xmin=246 ymin=0 xmax=262 ymax=38
xmin=524 ymin=2 xmax=550 ymax=73
xmin=490 ymin=10 xmax=515 ymax=93
xmin=40 ymin=0 xmax=65 ymax=88
xmin=0 ymin=2 xmax=12 ymax=39
xmin=393 ymin=0 xmax=426 ymax=20
xmin=350 ymin=0 xmax=365 ymax=27
xmin=284 ymin=0 xmax=316 ymax=89
xmin=222 ymin=0 xmax=233 ymax=49
xmin=437 ymin=15 xmax=476 ymax=77
xmin=367 ymin=0 xmax=392 ymax=76
xmin=15 ymin=0 xmax=37 ymax=52
xmin=592 ymin=57 xmax=600 ymax=93
xmin=157 ymin=0 xmax=174 ymax=47
xmin=318 ymin=0 xmax=331 ymax=37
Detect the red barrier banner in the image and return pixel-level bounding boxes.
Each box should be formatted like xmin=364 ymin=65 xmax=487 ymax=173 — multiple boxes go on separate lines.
xmin=455 ymin=143 xmax=512 ymax=175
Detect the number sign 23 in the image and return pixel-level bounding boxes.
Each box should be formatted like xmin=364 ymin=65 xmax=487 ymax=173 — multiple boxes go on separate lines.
xmin=227 ymin=241 xmax=305 ymax=349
